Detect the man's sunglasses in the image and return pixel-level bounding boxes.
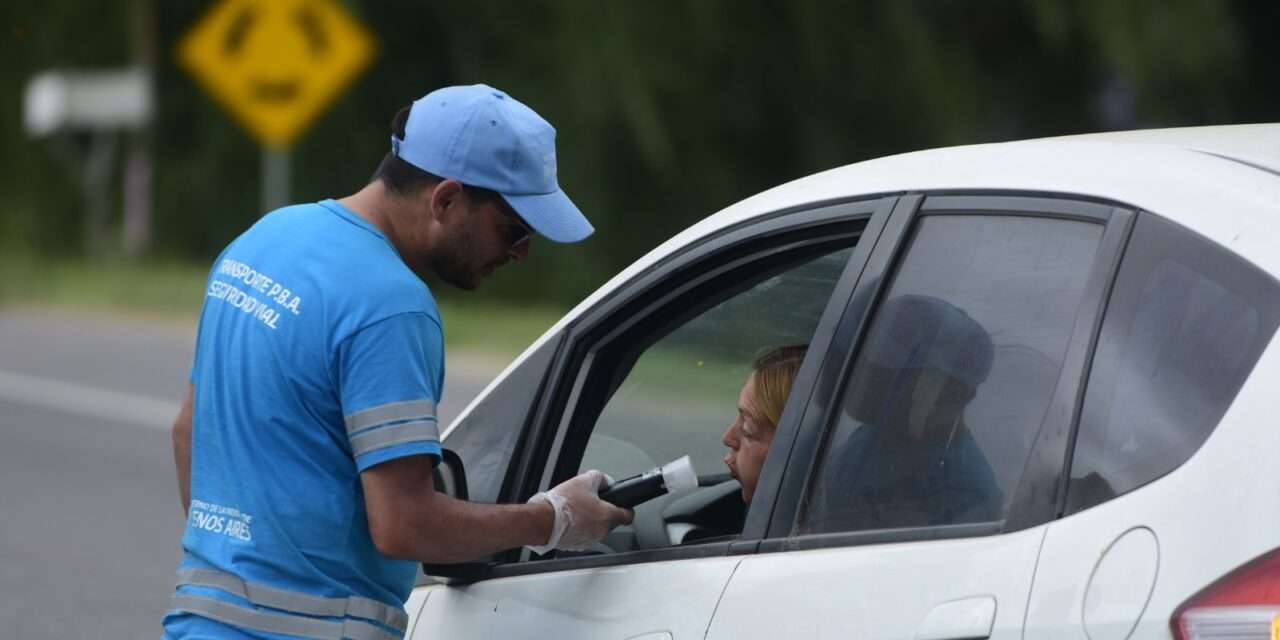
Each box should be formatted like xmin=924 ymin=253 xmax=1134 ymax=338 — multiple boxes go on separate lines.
xmin=495 ymin=203 xmax=533 ymax=249
xmin=465 ymin=185 xmax=533 ymax=248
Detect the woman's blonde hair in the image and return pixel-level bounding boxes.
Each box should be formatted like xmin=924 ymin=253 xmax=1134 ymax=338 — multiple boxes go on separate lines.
xmin=750 ymin=345 xmax=808 ymax=429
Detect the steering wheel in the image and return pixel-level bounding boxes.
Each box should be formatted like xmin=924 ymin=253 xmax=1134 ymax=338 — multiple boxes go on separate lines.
xmin=563 ymin=475 xmax=746 ymax=556
xmin=622 ymin=475 xmax=744 ymax=549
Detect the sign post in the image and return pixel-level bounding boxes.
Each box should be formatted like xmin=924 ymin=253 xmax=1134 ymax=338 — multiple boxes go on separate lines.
xmin=262 ymin=148 xmax=291 ymax=214
xmin=177 ymin=0 xmax=376 ymax=211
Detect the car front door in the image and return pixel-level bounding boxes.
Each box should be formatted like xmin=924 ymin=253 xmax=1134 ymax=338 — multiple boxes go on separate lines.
xmin=411 ymin=196 xmax=896 ymax=639
xmin=706 ymin=194 xmax=1134 ymax=639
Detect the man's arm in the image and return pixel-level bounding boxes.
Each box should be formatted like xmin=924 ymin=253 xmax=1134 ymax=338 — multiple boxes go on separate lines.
xmin=172 ymin=384 xmax=194 ymax=515
xmin=361 ymin=455 xmax=629 ymax=563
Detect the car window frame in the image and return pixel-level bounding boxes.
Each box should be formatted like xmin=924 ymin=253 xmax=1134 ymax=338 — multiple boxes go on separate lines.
xmin=548 ymin=242 xmax=859 ymax=490
xmin=758 ymin=191 xmax=1138 ymax=553
xmin=453 ymin=195 xmax=901 ymax=581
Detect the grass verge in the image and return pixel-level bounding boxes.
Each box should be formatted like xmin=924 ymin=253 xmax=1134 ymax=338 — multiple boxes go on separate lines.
xmin=0 ymin=256 xmax=567 ymax=360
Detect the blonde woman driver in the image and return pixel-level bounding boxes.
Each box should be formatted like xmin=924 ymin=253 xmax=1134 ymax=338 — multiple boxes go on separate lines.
xmin=722 ymin=345 xmax=807 ymax=504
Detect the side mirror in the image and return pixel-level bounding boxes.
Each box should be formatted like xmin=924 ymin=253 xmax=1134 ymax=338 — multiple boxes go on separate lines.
xmin=432 ymin=449 xmax=468 ymax=501
xmin=423 ymin=449 xmax=496 ymax=584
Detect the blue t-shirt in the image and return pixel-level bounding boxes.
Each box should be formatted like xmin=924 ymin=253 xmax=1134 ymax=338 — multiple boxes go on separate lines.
xmin=164 ymin=200 xmax=444 ymax=639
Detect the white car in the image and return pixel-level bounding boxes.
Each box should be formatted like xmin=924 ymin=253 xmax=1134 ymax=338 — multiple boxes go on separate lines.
xmin=406 ymin=124 xmax=1280 ymax=640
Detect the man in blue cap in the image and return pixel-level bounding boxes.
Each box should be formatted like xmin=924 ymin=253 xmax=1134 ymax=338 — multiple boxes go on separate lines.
xmin=163 ymin=85 xmax=632 ymax=639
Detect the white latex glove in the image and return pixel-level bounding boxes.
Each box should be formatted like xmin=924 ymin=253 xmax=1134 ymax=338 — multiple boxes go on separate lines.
xmin=526 ymin=470 xmax=634 ymax=554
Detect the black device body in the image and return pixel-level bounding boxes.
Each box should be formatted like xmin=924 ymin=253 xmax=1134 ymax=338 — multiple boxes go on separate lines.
xmin=598 ymin=468 xmax=667 ymax=509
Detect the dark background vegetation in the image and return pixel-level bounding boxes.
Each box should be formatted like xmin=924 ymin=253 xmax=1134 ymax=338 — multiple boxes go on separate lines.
xmin=3 ymin=1 xmax=1277 ymax=307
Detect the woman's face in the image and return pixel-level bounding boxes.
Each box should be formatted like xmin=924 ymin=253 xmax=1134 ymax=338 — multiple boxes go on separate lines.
xmin=722 ymin=374 xmax=777 ymax=503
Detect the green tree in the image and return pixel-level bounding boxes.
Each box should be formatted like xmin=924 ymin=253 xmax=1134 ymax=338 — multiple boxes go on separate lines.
xmin=5 ymin=1 xmax=1276 ymax=307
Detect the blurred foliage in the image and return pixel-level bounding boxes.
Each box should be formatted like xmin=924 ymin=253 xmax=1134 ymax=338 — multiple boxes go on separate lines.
xmin=2 ymin=1 xmax=1277 ymax=307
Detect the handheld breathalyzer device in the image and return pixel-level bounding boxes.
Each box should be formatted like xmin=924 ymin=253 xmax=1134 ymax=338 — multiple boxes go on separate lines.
xmin=598 ymin=455 xmax=698 ymax=509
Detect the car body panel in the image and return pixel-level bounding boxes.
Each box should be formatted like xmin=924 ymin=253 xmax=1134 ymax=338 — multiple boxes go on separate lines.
xmin=402 ymin=587 xmax=431 ymax=638
xmin=1024 ymin=333 xmax=1280 ymax=638
xmin=704 ymin=527 xmax=1046 ymax=639
xmin=410 ymin=557 xmax=740 ymax=639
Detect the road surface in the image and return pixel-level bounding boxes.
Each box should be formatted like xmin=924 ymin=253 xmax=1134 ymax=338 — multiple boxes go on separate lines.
xmin=0 ymin=308 xmax=504 ymax=639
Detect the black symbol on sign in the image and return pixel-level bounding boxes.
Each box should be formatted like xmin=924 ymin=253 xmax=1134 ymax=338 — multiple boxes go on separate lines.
xmin=220 ymin=2 xmax=331 ymax=105
xmin=294 ymin=5 xmax=328 ymax=55
xmin=221 ymin=6 xmax=256 ymax=56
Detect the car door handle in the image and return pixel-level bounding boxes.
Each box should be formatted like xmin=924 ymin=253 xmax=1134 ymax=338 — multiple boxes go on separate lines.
xmin=915 ymin=596 xmax=997 ymax=640
xmin=624 ymin=633 xmax=672 ymax=640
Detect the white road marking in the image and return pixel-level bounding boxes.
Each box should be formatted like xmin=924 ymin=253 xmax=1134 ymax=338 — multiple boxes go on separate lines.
xmin=0 ymin=369 xmax=180 ymax=430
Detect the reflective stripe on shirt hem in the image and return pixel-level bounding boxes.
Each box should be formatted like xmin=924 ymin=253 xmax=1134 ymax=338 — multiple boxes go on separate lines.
xmin=345 ymin=400 xmax=436 ymax=435
xmin=349 ymin=420 xmax=440 ymax=458
xmin=176 ymin=567 xmax=408 ymax=631
xmin=168 ymin=594 xmax=403 ymax=640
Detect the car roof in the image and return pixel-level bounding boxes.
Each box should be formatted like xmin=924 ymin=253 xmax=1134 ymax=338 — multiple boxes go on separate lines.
xmin=1053 ymin=124 xmax=1280 ymax=174
xmin=635 ymin=123 xmax=1280 ymax=303
xmin=619 ymin=122 xmax=1280 ymax=334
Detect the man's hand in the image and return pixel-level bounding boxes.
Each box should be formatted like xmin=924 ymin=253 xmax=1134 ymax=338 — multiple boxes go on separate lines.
xmin=527 ymin=470 xmax=634 ymax=553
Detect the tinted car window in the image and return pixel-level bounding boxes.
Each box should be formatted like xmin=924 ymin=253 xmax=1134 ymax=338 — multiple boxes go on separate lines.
xmin=800 ymin=214 xmax=1103 ymax=533
xmin=1066 ymin=214 xmax=1280 ymax=514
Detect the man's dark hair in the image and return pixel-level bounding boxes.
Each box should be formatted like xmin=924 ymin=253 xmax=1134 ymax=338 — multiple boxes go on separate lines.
xmin=372 ymin=105 xmax=502 ymax=206
xmin=371 ymin=106 xmax=442 ymax=197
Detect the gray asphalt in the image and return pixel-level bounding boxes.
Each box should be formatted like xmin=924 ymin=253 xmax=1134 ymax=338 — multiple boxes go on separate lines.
xmin=0 ymin=308 xmax=502 ymax=639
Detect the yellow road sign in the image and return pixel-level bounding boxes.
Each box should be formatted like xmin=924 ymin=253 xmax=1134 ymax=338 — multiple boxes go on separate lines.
xmin=177 ymin=0 xmax=377 ymax=149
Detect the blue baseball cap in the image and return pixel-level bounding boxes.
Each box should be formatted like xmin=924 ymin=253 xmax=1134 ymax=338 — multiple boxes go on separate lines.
xmin=391 ymin=84 xmax=593 ymax=243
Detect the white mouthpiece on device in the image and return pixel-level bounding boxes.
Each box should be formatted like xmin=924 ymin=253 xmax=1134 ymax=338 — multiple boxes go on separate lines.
xmin=660 ymin=455 xmax=698 ymax=494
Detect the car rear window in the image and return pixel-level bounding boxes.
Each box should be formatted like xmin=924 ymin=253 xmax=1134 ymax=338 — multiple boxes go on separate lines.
xmin=1065 ymin=213 xmax=1280 ymax=514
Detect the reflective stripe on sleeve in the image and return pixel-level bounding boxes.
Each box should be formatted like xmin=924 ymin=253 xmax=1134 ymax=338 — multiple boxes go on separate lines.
xmin=168 ymin=594 xmax=403 ymax=640
xmin=176 ymin=568 xmax=408 ymax=632
xmin=349 ymin=419 xmax=440 ymax=458
xmin=344 ymin=400 xmax=437 ymax=435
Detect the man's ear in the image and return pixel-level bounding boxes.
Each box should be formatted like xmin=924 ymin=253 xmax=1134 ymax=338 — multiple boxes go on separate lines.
xmin=426 ymin=179 xmax=465 ymax=223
